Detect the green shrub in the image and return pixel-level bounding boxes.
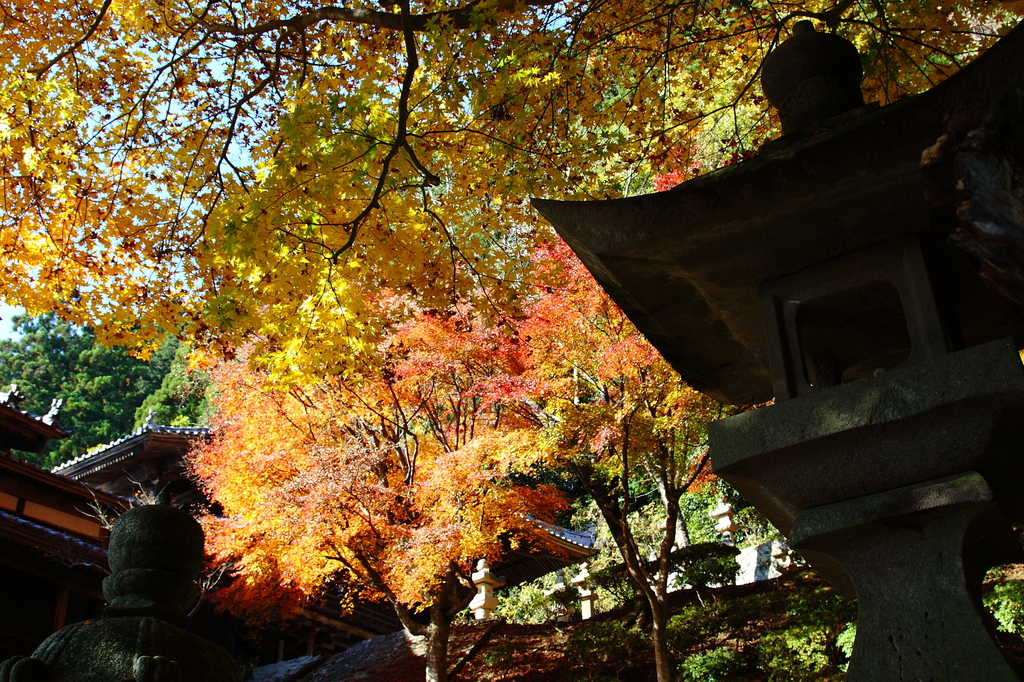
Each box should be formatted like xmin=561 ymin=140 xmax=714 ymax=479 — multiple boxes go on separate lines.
xmin=667 ymin=591 xmax=788 ymax=653
xmin=681 ymin=491 xmax=723 ymax=544
xmin=720 ymin=593 xmax=786 ymax=633
xmin=836 ymin=623 xmax=856 ymax=672
xmin=677 ymin=648 xmax=747 ymax=681
xmin=732 ymin=505 xmax=782 ymax=546
xmin=752 ymin=584 xmax=855 ymax=681
xmin=591 ymin=542 xmax=741 ymax=604
xmin=565 ymin=620 xmax=649 ymax=667
xmin=669 ymin=581 xmax=855 ymax=680
xmin=588 ymin=563 xmax=635 ymax=605
xmin=786 ymin=584 xmax=857 ymax=626
xmin=757 ymin=625 xmax=836 ymax=681
xmin=492 ymin=574 xmax=581 ymax=624
xmin=985 ymin=580 xmax=1024 ymax=634
xmin=667 ymin=602 xmax=727 ymax=650
xmin=668 ymin=543 xmax=741 ymax=590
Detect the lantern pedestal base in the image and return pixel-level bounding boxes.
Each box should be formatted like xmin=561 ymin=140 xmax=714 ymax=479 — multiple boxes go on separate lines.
xmin=709 ymin=341 xmax=1024 ymax=680
xmin=790 ymin=472 xmax=1022 ymax=682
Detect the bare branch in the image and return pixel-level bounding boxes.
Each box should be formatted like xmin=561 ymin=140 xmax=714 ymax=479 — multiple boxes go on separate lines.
xmin=30 ymin=0 xmax=116 ymax=75
xmin=200 ymin=0 xmax=560 ymax=36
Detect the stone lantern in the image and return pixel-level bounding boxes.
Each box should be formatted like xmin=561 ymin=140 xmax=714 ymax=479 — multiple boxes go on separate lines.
xmin=0 ymin=496 xmax=241 ymax=681
xmin=467 ymin=559 xmax=506 ymax=620
xmin=709 ymin=501 xmax=738 ymax=546
xmin=533 ymin=19 xmax=1024 ymax=682
xmin=570 ymin=565 xmax=596 ymax=620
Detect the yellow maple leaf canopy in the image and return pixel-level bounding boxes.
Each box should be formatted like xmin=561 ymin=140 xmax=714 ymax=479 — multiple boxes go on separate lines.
xmin=1 ymin=0 xmax=1021 ymax=375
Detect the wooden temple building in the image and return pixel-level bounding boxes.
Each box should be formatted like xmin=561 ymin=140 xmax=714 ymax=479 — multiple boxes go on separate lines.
xmin=1 ymin=409 xmax=595 ymax=665
xmin=0 ymin=386 xmax=120 ymax=660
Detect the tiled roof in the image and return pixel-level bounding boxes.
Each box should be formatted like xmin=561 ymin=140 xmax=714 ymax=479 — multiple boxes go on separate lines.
xmin=531 ymin=520 xmax=596 ymax=551
xmin=544 ymin=524 xmax=596 ymax=550
xmin=0 ymin=509 xmax=108 ymax=571
xmin=52 ymin=422 xmax=210 ymax=474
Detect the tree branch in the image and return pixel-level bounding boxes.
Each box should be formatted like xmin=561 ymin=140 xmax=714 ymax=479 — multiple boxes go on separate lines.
xmin=326 ymin=0 xmax=432 ymax=261
xmin=30 ymin=0 xmax=116 ymax=75
xmin=200 ymin=0 xmax=561 ymax=36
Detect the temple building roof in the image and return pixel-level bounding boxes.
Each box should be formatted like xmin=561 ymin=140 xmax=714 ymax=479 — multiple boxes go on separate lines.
xmin=53 ymin=421 xmax=210 ymax=508
xmin=485 ymin=523 xmax=595 ymax=592
xmin=0 ymin=386 xmax=67 ymax=455
xmin=53 ymin=421 xmax=209 ymax=480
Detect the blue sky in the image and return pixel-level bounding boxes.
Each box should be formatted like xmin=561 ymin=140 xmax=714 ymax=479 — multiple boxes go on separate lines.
xmin=0 ymin=303 xmax=24 ymax=340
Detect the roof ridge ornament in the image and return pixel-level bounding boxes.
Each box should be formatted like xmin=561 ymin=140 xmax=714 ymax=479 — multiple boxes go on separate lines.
xmin=1 ymin=384 xmax=26 ymax=409
xmin=42 ymin=398 xmax=62 ymax=426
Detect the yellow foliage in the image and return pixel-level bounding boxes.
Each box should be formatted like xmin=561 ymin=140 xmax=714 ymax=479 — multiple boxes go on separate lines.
xmin=0 ymin=0 xmax=1020 ymax=375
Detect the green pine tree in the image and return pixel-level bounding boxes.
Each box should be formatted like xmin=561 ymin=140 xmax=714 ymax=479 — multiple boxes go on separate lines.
xmin=133 ymin=342 xmax=211 ymax=429
xmin=0 ymin=313 xmax=176 ymax=468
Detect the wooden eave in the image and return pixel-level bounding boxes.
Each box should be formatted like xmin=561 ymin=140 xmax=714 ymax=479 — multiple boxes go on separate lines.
xmin=0 ymin=454 xmax=126 ymax=512
xmin=0 ymin=511 xmax=108 ymax=577
xmin=0 ymin=405 xmax=67 ymax=454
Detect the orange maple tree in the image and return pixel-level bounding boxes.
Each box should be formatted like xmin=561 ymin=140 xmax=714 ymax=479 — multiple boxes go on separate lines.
xmin=193 ymin=239 xmax=734 ymax=681
xmin=488 ymin=241 xmax=737 ymax=682
xmin=191 ymin=317 xmax=567 ymax=682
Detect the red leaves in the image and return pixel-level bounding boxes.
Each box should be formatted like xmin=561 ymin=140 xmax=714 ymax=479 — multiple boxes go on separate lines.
xmin=189 ymin=235 xmax=726 ymax=635
xmin=191 ymin=327 xmax=568 ymax=625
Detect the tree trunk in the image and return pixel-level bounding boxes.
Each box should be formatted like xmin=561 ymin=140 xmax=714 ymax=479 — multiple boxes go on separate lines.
xmin=676 ymin=516 xmax=691 ymax=549
xmin=424 ymin=608 xmax=451 ymax=682
xmin=575 ymin=463 xmax=678 ymax=682
xmin=649 ymin=595 xmax=675 ymax=682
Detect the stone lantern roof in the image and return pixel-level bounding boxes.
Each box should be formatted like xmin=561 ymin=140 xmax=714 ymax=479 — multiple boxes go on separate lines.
xmin=533 ymin=21 xmax=1024 ymax=405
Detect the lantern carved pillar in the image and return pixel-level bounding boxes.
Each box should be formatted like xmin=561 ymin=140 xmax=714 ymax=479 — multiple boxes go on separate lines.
xmin=711 ymin=339 xmax=1024 ymax=680
xmin=570 ymin=566 xmax=595 ymax=620
xmin=709 ymin=501 xmax=738 ymax=546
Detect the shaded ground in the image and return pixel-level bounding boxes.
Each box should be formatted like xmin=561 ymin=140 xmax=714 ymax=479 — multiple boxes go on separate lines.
xmin=273 ymin=573 xmax=827 ymax=681
xmin=260 ymin=570 xmax=1024 ymax=682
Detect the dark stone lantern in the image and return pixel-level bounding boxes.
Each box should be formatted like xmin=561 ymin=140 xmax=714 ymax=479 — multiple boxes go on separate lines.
xmin=0 ymin=496 xmax=242 ymax=681
xmin=533 ymin=20 xmax=1024 ymax=682
xmin=761 ymin=20 xmax=865 ymax=135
